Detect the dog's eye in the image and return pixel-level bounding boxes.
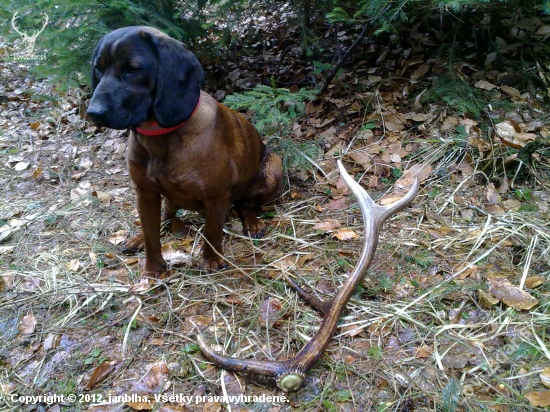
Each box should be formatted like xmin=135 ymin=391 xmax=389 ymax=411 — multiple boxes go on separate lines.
xmin=127 ymin=66 xmax=140 ymax=74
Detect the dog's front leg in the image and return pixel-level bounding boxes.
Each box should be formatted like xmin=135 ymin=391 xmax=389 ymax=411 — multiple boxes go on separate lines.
xmin=201 ymin=197 xmax=230 ymax=271
xmin=136 ymin=188 xmax=167 ymax=278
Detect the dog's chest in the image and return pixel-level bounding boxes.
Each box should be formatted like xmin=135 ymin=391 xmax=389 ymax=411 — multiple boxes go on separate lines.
xmin=128 ymin=134 xmax=204 ymax=198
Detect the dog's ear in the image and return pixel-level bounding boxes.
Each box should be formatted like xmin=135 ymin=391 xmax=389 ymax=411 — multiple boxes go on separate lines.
xmin=144 ymin=32 xmax=204 ymax=128
xmin=91 ymin=39 xmax=103 ymax=92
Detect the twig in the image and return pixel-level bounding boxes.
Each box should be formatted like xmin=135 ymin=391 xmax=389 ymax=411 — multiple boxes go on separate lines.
xmin=319 ymin=23 xmax=369 ymax=96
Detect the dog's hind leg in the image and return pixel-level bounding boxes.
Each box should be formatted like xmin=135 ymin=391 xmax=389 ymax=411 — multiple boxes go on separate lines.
xmin=235 ymin=148 xmax=283 ymax=238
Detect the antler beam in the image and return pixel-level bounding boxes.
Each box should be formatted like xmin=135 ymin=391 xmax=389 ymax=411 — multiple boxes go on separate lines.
xmin=197 ymin=160 xmax=419 ymax=391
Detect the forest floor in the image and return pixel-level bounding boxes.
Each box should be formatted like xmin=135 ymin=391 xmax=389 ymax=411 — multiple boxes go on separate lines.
xmin=1 ymin=6 xmax=550 ymax=412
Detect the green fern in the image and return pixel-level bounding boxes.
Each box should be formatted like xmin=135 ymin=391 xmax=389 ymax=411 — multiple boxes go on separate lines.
xmin=224 ymin=83 xmax=317 ymax=135
xmin=422 ymin=73 xmax=487 ymax=117
xmin=405 ymin=251 xmax=434 ymax=268
xmin=441 ymin=378 xmax=461 ymax=412
xmin=274 ymin=138 xmax=322 ymax=175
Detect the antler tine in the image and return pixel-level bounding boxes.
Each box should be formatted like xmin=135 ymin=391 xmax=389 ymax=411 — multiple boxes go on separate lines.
xmin=196 ymin=160 xmax=419 ymax=391
xmin=11 ymin=12 xmax=25 ymax=37
xmin=34 ymin=13 xmax=49 ymax=36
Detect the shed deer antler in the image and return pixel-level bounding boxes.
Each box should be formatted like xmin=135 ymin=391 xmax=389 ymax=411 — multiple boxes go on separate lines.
xmin=197 ymin=160 xmax=419 ymax=391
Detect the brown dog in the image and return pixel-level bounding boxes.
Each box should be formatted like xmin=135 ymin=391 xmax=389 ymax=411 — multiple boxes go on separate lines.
xmin=87 ymin=26 xmax=283 ymax=276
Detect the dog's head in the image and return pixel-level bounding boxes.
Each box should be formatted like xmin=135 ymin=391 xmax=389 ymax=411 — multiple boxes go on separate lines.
xmin=87 ymin=26 xmax=204 ymax=130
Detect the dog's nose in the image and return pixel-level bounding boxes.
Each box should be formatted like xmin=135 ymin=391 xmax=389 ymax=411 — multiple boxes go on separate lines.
xmin=87 ymin=105 xmax=109 ymax=124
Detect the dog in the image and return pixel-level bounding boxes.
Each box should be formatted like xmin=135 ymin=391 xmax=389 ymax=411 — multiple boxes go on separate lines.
xmin=87 ymin=26 xmax=283 ymax=277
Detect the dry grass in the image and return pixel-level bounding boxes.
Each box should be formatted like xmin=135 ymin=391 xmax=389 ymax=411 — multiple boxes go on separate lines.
xmin=1 ymin=61 xmax=550 ymax=412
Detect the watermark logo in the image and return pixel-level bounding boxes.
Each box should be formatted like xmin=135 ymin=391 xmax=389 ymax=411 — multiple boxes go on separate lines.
xmin=10 ymin=11 xmax=48 ymax=61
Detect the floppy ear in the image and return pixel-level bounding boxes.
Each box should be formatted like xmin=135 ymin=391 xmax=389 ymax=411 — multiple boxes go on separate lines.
xmin=90 ymin=38 xmax=104 ymax=92
xmin=147 ymin=34 xmax=204 ymax=127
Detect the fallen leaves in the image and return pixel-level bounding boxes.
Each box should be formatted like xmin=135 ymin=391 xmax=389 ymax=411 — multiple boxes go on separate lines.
xmin=541 ymin=368 xmax=550 ymax=389
xmin=18 ymin=313 xmax=37 ymax=334
xmin=333 ymin=228 xmax=359 ymax=241
xmin=84 ymin=360 xmax=119 ymax=391
xmin=313 ymin=219 xmax=341 ymax=231
xmin=525 ymin=391 xmax=550 ymax=407
xmin=486 ymin=278 xmax=539 ymax=311
xmin=496 ymin=120 xmax=537 ymax=148
xmin=258 ymin=297 xmax=283 ymax=327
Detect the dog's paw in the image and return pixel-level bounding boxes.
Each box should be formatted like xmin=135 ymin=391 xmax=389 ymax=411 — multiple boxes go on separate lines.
xmin=122 ymin=233 xmax=145 ymax=254
xmin=243 ymin=219 xmax=266 ymax=239
xmin=237 ymin=207 xmax=267 ymax=239
xmin=201 ymin=256 xmax=227 ymax=272
xmin=142 ymin=260 xmax=169 ymax=279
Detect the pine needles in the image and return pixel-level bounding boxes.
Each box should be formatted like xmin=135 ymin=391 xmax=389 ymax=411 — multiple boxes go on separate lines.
xmin=223 ymin=82 xmax=317 ymax=135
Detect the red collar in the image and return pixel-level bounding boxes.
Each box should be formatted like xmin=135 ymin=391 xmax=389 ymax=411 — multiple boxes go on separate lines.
xmin=135 ymin=97 xmax=200 ymax=136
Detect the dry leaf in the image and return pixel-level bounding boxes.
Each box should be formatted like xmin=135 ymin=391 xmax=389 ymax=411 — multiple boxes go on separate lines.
xmin=324 ymin=197 xmax=348 ymax=212
xmin=225 ymin=295 xmax=244 ymax=305
xmin=320 ymin=126 xmax=338 ymax=144
xmin=313 ymin=219 xmax=341 ymax=231
xmin=66 ymin=259 xmax=80 ymax=271
xmin=525 ymin=276 xmax=545 ymax=289
xmin=454 ymin=263 xmax=478 ymax=280
xmin=94 ymin=190 xmax=111 ymax=205
xmin=14 ymin=161 xmax=30 ymax=171
xmin=390 ymin=153 xmax=401 ymax=163
xmin=32 ymin=167 xmax=44 ymax=179
xmin=126 ymin=401 xmax=153 ymax=410
xmin=500 ymin=85 xmax=521 ymax=98
xmin=109 ymin=230 xmax=129 ymax=245
xmin=486 ymin=183 xmax=502 ymax=204
xmin=325 ymin=142 xmax=346 ymax=157
xmin=258 ymin=297 xmax=283 ymax=326
xmin=333 ymin=228 xmax=359 ymax=240
xmin=161 ymin=244 xmax=192 ymax=265
xmin=478 ymin=289 xmax=500 ymax=308
xmin=525 ymin=391 xmax=550 ymax=407
xmin=43 ymin=333 xmax=60 ymax=350
xmin=19 ymin=313 xmax=37 ymax=334
xmin=441 ymin=116 xmax=459 ymax=131
xmin=223 ymin=371 xmax=245 ymax=397
xmin=495 ymin=120 xmax=520 ymax=139
xmin=487 ymin=278 xmax=539 ymax=310
xmin=474 ymin=80 xmax=498 ymax=90
xmin=391 ymin=163 xmax=431 ymax=197
xmin=410 ymin=63 xmax=430 ymax=80
xmin=84 ymin=360 xmax=118 ymax=391
xmin=486 ymin=52 xmax=497 ymax=66
xmin=79 ymin=157 xmax=93 ymax=169
xmin=129 ymin=278 xmax=153 ymax=293
xmin=30 ymin=120 xmax=41 ymax=130
xmin=344 ymin=354 xmax=356 ymax=364
xmin=541 ymin=368 xmax=550 ymax=388
xmin=449 ymin=307 xmax=463 ymax=324
xmin=384 ymin=114 xmax=406 ymax=132
xmin=347 ymin=150 xmax=373 ymax=170
xmin=335 ymin=175 xmax=349 ymax=194
xmin=502 ymin=199 xmax=522 ymax=211
xmin=144 ymin=362 xmax=170 ymax=391
xmin=415 ymin=345 xmax=433 ymax=358
xmin=413 ymin=89 xmax=426 ymax=110
xmin=400 ymin=163 xmax=431 ymax=183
